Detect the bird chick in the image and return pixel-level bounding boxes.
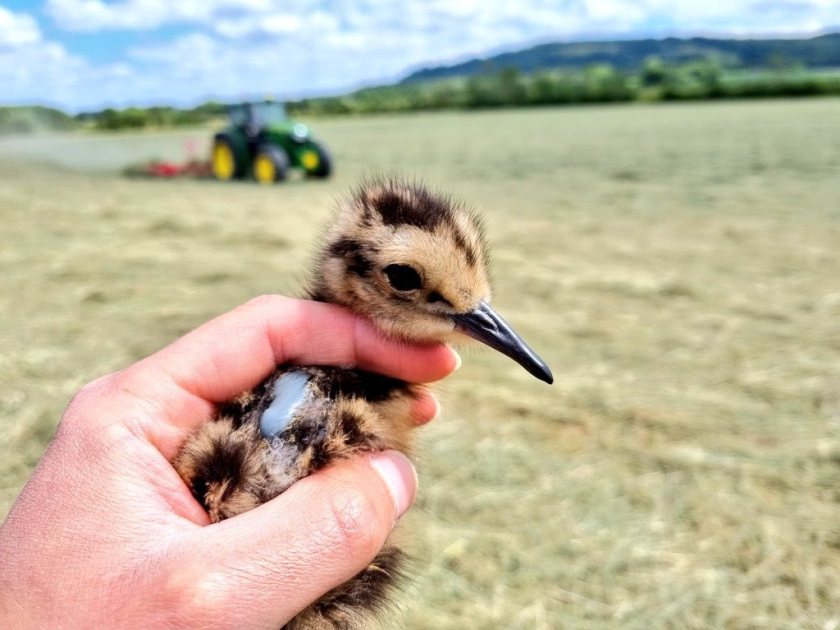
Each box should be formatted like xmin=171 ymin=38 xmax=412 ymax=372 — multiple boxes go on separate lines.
xmin=173 ymin=178 xmax=552 ymax=629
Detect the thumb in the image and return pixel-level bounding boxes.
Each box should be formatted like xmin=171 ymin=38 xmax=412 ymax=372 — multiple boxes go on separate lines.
xmin=173 ymin=451 xmax=417 ymax=630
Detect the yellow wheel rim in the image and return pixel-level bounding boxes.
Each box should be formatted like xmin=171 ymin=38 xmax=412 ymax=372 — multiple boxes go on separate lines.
xmin=253 ymin=154 xmax=276 ymax=184
xmin=212 ymin=143 xmax=235 ymax=180
xmin=301 ymin=150 xmax=320 ymax=171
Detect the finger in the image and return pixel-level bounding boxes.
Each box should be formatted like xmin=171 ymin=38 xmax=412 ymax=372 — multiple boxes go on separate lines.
xmin=409 ymin=388 xmax=440 ymax=426
xmin=176 ymin=451 xmax=417 ymax=629
xmin=122 ymin=295 xmax=459 ymax=430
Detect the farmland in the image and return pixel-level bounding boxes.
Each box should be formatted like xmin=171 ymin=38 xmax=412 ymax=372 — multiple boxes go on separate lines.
xmin=1 ymin=99 xmax=839 ymax=628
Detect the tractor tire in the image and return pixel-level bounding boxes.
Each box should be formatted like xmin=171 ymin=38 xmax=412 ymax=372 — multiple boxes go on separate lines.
xmin=253 ymin=145 xmax=289 ymax=184
xmin=303 ymin=142 xmax=332 ymax=178
xmin=211 ymin=134 xmax=243 ymax=181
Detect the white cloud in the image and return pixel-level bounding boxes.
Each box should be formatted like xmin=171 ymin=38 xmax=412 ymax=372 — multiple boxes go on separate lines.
xmin=0 ymin=42 xmax=83 ymax=106
xmin=214 ymin=11 xmax=312 ymax=38
xmin=8 ymin=0 xmax=840 ymax=110
xmin=45 ymin=0 xmax=275 ymax=31
xmin=0 ymin=8 xmax=140 ymax=110
xmin=613 ymin=0 xmax=840 ymax=32
xmin=0 ymin=40 xmax=142 ymax=110
xmin=43 ymin=0 xmax=840 ymax=37
xmin=0 ymin=6 xmax=42 ymax=48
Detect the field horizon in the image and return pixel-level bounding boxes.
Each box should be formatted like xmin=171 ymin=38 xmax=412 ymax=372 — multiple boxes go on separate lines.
xmin=2 ymin=99 xmax=839 ymax=628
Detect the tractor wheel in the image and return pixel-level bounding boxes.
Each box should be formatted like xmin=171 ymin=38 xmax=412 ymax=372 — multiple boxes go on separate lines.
xmin=302 ymin=142 xmax=332 ymax=178
xmin=253 ymin=145 xmax=289 ymax=184
xmin=211 ymin=135 xmax=242 ymax=181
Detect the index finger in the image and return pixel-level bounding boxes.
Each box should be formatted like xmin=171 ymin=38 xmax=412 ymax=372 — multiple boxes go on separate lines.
xmin=121 ymin=295 xmax=459 ymax=429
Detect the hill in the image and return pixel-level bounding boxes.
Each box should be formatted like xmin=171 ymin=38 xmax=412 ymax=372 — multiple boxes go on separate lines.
xmin=402 ymin=33 xmax=840 ymax=83
xmin=0 ymin=106 xmax=76 ymax=135
xmin=5 ymin=34 xmax=840 ymax=131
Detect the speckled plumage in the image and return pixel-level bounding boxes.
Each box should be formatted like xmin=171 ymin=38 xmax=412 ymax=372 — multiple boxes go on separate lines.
xmin=173 ymin=178 xmax=551 ymax=629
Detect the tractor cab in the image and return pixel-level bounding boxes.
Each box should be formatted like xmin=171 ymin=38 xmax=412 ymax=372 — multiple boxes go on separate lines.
xmin=229 ymin=101 xmax=287 ymax=138
xmin=211 ymin=100 xmax=332 ymax=183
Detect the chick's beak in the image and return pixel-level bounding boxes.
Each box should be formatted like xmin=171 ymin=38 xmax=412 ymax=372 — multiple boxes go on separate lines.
xmin=452 ymin=300 xmax=553 ymax=384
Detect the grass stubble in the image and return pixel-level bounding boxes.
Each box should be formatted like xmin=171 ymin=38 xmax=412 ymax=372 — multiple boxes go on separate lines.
xmin=1 ymin=99 xmax=838 ymax=629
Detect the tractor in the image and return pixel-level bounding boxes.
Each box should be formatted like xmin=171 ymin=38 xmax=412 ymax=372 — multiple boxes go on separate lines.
xmin=211 ymin=101 xmax=332 ymax=183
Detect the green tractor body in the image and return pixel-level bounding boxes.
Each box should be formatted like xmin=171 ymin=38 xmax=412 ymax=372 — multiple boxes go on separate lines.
xmin=211 ymin=101 xmax=332 ymax=183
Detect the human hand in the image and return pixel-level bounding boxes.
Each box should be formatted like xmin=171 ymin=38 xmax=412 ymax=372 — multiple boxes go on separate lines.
xmin=0 ymin=295 xmax=459 ymax=629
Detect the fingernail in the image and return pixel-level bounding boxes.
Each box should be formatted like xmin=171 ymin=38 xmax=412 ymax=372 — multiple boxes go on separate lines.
xmin=430 ymin=396 xmax=441 ymax=421
xmin=449 ymin=346 xmax=462 ymax=371
xmin=369 ymin=451 xmax=417 ymax=519
xmin=410 ymin=390 xmax=440 ymax=425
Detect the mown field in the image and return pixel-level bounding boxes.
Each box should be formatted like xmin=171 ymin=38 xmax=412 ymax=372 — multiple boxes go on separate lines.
xmin=1 ymin=100 xmax=839 ymax=629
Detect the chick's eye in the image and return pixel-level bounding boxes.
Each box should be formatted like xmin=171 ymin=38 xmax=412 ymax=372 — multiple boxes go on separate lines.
xmin=383 ymin=264 xmax=422 ymax=291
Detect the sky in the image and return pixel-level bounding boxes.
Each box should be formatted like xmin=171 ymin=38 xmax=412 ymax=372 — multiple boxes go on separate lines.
xmin=1 ymin=1 xmax=839 ymax=112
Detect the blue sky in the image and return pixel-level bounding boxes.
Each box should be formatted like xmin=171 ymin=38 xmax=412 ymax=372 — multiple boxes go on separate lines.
xmin=1 ymin=1 xmax=839 ymax=112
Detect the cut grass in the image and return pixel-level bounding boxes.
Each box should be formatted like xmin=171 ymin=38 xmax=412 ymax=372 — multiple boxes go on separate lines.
xmin=1 ymin=99 xmax=839 ymax=628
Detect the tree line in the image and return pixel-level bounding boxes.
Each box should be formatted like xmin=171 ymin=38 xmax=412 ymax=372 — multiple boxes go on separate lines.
xmin=3 ymin=59 xmax=840 ymax=134
xmin=286 ymin=60 xmax=840 ymax=116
